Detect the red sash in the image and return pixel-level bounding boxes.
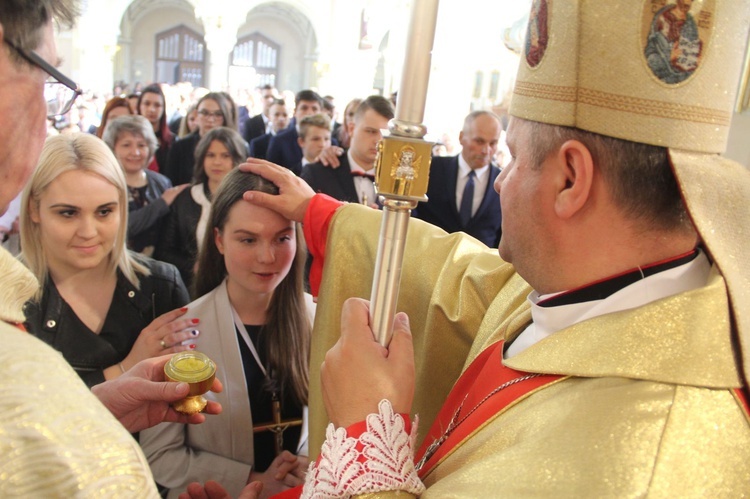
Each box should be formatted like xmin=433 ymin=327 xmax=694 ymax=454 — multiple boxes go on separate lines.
xmin=3 ymin=320 xmax=26 ymax=332
xmin=733 ymin=388 xmax=750 ymax=422
xmin=415 ymin=340 xmax=563 ymax=478
xmin=274 ymin=340 xmax=750 ymax=497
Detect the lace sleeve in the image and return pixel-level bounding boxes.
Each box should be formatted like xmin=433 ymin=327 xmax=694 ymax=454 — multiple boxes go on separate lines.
xmin=301 ymin=400 xmax=425 ymax=498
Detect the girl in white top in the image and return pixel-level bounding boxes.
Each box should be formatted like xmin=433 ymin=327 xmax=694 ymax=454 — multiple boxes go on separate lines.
xmin=141 ymin=168 xmax=313 ymax=498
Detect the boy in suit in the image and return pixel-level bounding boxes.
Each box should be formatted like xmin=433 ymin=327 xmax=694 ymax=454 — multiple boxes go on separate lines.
xmin=266 ymin=90 xmax=323 ymax=170
xmin=294 ymin=114 xmax=332 ymax=176
xmin=302 ymin=95 xmax=394 ymax=207
xmin=249 ymin=98 xmax=289 ymax=160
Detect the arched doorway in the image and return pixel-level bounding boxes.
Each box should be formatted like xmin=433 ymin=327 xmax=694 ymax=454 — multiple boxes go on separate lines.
xmin=155 ymin=25 xmax=206 ymax=86
xmin=115 ymin=0 xmax=204 ymax=89
xmin=237 ymin=1 xmax=318 ymax=92
xmin=230 ymin=32 xmax=280 ymax=91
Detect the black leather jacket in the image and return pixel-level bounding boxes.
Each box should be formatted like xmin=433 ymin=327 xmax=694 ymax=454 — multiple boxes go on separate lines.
xmin=25 ymin=255 xmax=189 ymax=387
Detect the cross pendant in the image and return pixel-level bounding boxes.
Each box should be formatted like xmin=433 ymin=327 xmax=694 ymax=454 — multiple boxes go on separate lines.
xmin=414 ymin=395 xmax=466 ymax=472
xmin=253 ymin=396 xmax=303 ymax=456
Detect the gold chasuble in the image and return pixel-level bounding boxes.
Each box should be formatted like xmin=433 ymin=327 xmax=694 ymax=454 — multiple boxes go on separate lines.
xmin=308 ymin=204 xmax=750 ymax=497
xmin=0 ymin=247 xmax=159 ymax=497
xmin=303 ymin=0 xmax=750 ymax=496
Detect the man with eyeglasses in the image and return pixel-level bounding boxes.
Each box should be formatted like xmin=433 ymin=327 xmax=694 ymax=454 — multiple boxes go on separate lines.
xmin=0 ymin=3 xmax=227 ymax=496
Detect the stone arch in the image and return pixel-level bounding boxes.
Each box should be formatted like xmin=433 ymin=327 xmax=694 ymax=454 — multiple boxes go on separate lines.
xmin=154 ymin=24 xmax=207 ymax=87
xmin=236 ymin=1 xmax=320 ymax=92
xmin=230 ymin=32 xmax=281 ymax=90
xmin=114 ymin=0 xmax=203 ymax=88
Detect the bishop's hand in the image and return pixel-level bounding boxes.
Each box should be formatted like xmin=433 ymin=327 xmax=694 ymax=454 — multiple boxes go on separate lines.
xmin=321 ymin=298 xmax=415 ymax=428
xmin=240 ymin=158 xmax=315 ymax=223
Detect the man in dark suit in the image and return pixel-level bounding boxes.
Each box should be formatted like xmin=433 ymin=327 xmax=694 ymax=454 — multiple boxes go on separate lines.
xmin=302 ymin=95 xmax=394 ymax=205
xmin=266 ymin=89 xmax=324 ymax=171
xmin=323 ymin=95 xmax=342 ymax=139
xmin=414 ymin=111 xmax=503 ymax=247
xmin=242 ymin=84 xmax=277 ymax=145
xmin=249 ymin=98 xmax=289 ymax=160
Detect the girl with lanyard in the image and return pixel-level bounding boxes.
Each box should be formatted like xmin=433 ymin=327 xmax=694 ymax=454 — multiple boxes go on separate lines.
xmin=140 ymin=168 xmax=313 ymax=498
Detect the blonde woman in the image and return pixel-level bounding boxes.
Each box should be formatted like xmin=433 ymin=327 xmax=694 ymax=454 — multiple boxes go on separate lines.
xmin=22 ymin=133 xmax=198 ymax=388
xmin=178 ymin=103 xmax=199 ymax=138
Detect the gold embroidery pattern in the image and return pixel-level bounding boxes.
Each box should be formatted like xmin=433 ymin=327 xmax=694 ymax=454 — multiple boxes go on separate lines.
xmin=513 ymin=81 xmax=577 ymax=102
xmin=513 ymin=81 xmax=731 ymax=125
xmin=578 ymin=87 xmax=730 ymax=125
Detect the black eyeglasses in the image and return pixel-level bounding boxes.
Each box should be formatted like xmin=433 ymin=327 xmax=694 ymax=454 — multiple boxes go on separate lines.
xmin=4 ymin=38 xmax=82 ymax=118
xmin=198 ymin=109 xmax=224 ymax=119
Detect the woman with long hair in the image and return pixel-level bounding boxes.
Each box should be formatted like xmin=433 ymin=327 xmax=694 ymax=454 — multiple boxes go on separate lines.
xmin=21 ymin=133 xmax=198 ymax=388
xmin=137 ymin=83 xmax=175 ymax=173
xmin=165 ymin=92 xmax=238 ymax=186
xmin=178 ymin=103 xmax=198 ymax=138
xmin=103 ymin=115 xmax=187 ymax=255
xmin=155 ymin=127 xmax=247 ymax=290
xmin=95 ymin=96 xmax=131 ymax=139
xmin=335 ymin=97 xmax=362 ymax=148
xmin=141 ymin=168 xmax=313 ymax=498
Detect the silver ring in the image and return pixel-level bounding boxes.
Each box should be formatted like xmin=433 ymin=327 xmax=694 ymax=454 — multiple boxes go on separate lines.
xmin=160 ymin=339 xmax=167 ymax=349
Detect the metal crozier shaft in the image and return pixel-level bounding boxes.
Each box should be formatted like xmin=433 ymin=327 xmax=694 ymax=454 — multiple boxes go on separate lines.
xmin=369 ymin=0 xmax=439 ymax=346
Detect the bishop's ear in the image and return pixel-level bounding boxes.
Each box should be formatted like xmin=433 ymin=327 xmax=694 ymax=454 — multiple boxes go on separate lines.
xmin=553 ymin=139 xmax=594 ymax=219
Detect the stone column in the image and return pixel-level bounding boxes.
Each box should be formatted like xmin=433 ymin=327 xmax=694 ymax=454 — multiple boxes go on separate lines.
xmin=74 ymin=2 xmax=121 ymax=94
xmin=195 ymin=3 xmax=243 ymax=90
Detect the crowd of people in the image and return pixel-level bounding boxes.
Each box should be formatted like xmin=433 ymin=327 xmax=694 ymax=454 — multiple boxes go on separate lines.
xmin=2 ymin=0 xmax=749 ymax=498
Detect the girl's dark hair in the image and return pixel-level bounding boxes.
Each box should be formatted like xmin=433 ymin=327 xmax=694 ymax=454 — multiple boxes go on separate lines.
xmin=137 ymin=83 xmax=173 ymax=147
xmin=193 ymin=169 xmax=310 ymax=405
xmin=192 ymin=127 xmax=247 ymax=186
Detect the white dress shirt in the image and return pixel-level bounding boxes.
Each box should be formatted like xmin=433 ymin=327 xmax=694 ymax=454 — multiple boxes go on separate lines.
xmin=348 ymin=150 xmax=377 ymax=205
xmin=456 ymin=155 xmax=490 ymax=217
xmin=505 ymin=251 xmax=711 ymax=358
xmin=262 ymin=113 xmax=272 ymax=134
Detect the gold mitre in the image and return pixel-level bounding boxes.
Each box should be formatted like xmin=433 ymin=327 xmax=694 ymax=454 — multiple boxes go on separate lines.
xmin=510 ymin=0 xmax=750 ymax=383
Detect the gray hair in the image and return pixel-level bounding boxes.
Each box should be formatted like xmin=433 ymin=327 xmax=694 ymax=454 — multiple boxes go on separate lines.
xmin=102 ymin=115 xmax=159 ymax=159
xmin=462 ymin=110 xmax=502 ymax=134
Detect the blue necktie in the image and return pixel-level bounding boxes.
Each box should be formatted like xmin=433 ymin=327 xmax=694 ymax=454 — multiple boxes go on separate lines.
xmin=459 ymin=170 xmax=475 ymax=226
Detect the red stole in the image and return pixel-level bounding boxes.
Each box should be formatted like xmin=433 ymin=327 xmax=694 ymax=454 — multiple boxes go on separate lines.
xmin=274 ymin=336 xmax=750 ymax=498
xmin=415 ymin=340 xmax=564 ymax=478
xmin=3 ymin=320 xmax=26 ymax=332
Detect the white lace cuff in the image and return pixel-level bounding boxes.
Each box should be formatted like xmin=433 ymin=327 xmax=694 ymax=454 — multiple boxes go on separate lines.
xmin=301 ymin=399 xmax=425 ymax=498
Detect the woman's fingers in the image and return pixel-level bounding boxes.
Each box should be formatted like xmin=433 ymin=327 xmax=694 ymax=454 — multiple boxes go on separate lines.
xmin=145 ymin=316 xmax=201 ymax=354
xmin=144 ymin=307 xmax=189 ymax=332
